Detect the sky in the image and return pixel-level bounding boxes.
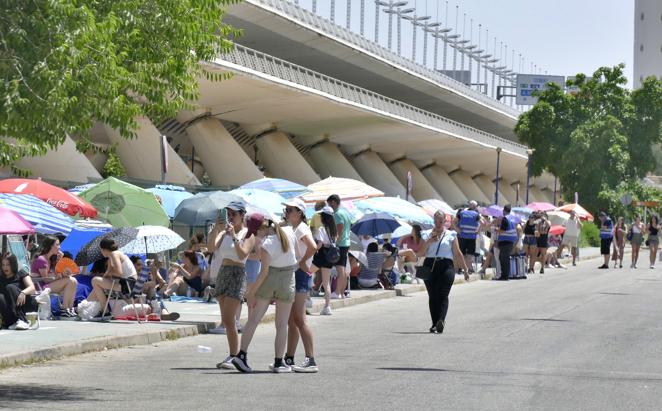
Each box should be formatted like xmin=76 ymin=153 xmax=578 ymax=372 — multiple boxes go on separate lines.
xmin=293 ymin=0 xmax=635 ymax=87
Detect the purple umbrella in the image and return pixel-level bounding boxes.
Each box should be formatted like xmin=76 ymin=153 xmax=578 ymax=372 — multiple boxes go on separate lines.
xmin=480 ymin=205 xmax=503 ymax=218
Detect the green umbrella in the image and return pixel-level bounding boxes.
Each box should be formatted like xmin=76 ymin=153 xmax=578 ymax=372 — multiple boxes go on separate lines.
xmin=78 ymin=177 xmax=169 ymax=227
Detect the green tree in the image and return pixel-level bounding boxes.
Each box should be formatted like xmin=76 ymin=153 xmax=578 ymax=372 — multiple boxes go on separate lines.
xmin=0 ymin=0 xmax=240 ymax=175
xmin=516 ymin=65 xmax=662 ymax=215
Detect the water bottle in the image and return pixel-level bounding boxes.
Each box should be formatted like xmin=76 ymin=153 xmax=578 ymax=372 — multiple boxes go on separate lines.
xmin=150 ymin=300 xmax=161 ymax=319
xmin=196 ymin=345 xmax=212 ymax=353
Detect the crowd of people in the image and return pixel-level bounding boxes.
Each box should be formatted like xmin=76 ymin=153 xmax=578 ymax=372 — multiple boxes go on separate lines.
xmin=2 ymin=193 xmax=661 ymax=374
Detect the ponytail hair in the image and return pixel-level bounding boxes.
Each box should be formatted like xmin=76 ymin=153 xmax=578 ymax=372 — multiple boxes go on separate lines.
xmin=320 ymin=212 xmax=337 ymax=239
xmin=269 ymin=220 xmax=290 ymax=253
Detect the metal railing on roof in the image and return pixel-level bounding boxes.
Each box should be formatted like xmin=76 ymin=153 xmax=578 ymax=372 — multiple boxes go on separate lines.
xmin=244 ymin=0 xmax=521 ymax=118
xmin=213 ymin=44 xmax=528 ymax=157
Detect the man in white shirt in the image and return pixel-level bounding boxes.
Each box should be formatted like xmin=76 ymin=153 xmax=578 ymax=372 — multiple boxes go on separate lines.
xmin=559 ymin=211 xmax=582 ymax=266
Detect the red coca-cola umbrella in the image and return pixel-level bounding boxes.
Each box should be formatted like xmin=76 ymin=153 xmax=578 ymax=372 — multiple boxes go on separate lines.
xmin=0 ymin=178 xmax=97 ymax=218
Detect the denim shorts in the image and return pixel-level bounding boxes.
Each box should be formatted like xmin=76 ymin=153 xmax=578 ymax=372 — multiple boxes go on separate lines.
xmin=295 ymin=268 xmax=313 ymax=293
xmin=245 ymin=259 xmax=261 ymax=285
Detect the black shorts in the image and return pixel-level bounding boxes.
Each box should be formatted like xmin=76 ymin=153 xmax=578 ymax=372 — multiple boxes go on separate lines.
xmin=600 ymin=238 xmax=612 ymax=255
xmin=312 ymin=248 xmax=333 ymax=269
xmin=119 ymin=277 xmax=136 ymax=295
xmin=536 ymin=234 xmax=549 ymax=249
xmin=184 ymin=276 xmax=204 ymax=293
xmin=336 ymin=246 xmax=349 ymax=267
xmin=458 ymin=237 xmax=476 ymax=256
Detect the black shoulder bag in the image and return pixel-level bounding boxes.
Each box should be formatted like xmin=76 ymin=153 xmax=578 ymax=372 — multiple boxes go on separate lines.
xmin=415 ymin=231 xmax=446 ymax=281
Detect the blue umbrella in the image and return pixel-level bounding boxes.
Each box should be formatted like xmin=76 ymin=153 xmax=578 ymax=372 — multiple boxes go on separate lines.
xmin=230 ymin=188 xmax=287 ymax=218
xmin=351 ymin=212 xmax=401 ymax=237
xmin=0 ymin=193 xmax=74 ymax=235
xmin=355 ymin=196 xmax=433 ymax=225
xmin=61 ymin=226 xmax=112 ymax=260
xmin=146 ymin=185 xmax=193 ymax=218
xmin=239 ymin=177 xmax=310 ymax=199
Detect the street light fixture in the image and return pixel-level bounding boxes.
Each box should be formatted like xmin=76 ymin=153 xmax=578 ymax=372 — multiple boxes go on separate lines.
xmin=378 ymin=1 xmax=409 ymax=50
xmin=433 ymin=32 xmax=460 ymax=71
xmin=526 ymin=148 xmax=535 ymax=205
xmin=402 ymin=14 xmax=431 ymax=62
xmin=425 ymin=26 xmax=452 ymax=70
xmin=419 ymin=21 xmax=442 ymax=66
xmin=495 ymin=147 xmax=503 ymax=206
xmin=387 ymin=7 xmax=414 ymax=55
xmin=450 ymin=39 xmax=469 ymax=72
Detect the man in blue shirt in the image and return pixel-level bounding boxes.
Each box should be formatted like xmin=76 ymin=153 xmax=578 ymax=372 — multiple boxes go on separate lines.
xmin=453 ymin=200 xmax=484 ymax=273
xmin=327 ymin=194 xmax=352 ymax=298
xmin=598 ymin=211 xmax=613 ymax=269
xmin=497 ymin=204 xmax=519 ymax=280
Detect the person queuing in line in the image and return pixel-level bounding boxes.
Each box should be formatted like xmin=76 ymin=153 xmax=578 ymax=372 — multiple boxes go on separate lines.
xmin=282 ymin=198 xmax=319 ymax=373
xmin=88 ymin=238 xmax=138 ymax=313
xmin=232 ymin=217 xmax=298 ymax=373
xmin=207 ymin=201 xmax=258 ymax=370
xmin=535 ymin=212 xmax=551 ymax=274
xmin=30 ymin=236 xmax=78 ymax=318
xmin=523 ymin=214 xmax=538 ymax=273
xmin=416 ymin=210 xmax=469 ymax=334
xmin=612 ymin=217 xmax=627 ymax=269
xmin=453 ymin=200 xmax=483 ymax=274
xmin=310 ymin=206 xmax=337 ymax=315
xmin=326 ymin=194 xmax=352 ymax=299
xmin=0 ymin=253 xmax=39 ymax=330
xmin=396 ymin=224 xmax=424 ymax=270
xmin=478 ymin=217 xmax=498 ymax=276
xmin=130 ymin=256 xmax=179 ymax=321
xmin=560 ymin=210 xmax=582 ymax=267
xmin=646 ymin=215 xmax=660 ymax=269
xmin=629 ymin=214 xmax=645 ymax=268
xmin=164 ymin=250 xmax=203 ymax=297
xmin=597 ymin=211 xmax=614 ymax=269
xmin=496 ymin=204 xmax=519 ymax=281
xmin=309 ymin=200 xmax=327 ymax=295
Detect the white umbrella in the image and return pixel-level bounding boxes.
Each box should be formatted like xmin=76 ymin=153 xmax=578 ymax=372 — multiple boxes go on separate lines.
xmin=121 ymin=225 xmax=185 ymax=255
xmin=547 ymin=210 xmax=570 ymax=226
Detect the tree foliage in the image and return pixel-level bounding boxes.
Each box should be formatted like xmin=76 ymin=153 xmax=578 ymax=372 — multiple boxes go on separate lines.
xmin=516 ymin=65 xmax=662 ymax=215
xmin=0 ymin=0 xmax=240 ymax=173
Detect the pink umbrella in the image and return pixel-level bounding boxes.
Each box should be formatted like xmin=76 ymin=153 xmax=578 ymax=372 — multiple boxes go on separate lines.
xmin=0 ymin=207 xmax=35 ymax=234
xmin=526 ymin=202 xmax=556 ymax=212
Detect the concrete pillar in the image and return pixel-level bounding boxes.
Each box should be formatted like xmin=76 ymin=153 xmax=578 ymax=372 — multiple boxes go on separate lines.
xmin=473 ymin=174 xmax=508 ymax=205
xmin=255 ymin=131 xmax=319 ymax=186
xmin=420 ymin=165 xmax=468 ymax=208
xmin=540 ymin=188 xmax=557 ymax=205
xmin=530 ymin=186 xmax=548 ymax=204
xmin=387 ymin=158 xmax=441 ymax=202
xmin=495 ymin=179 xmax=518 ymax=205
xmin=177 ymin=115 xmax=262 ymax=187
xmin=104 ymin=117 xmax=200 ymax=186
xmin=350 ymin=151 xmax=408 ymax=199
xmin=448 ymin=170 xmax=490 ymax=204
xmin=18 ymin=136 xmax=102 ymax=183
xmin=308 ymin=142 xmax=363 ymax=181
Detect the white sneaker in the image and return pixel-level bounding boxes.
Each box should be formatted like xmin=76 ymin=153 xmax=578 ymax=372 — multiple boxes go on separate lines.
xmin=216 ymin=355 xmax=235 ymax=370
xmin=208 ymin=326 xmax=227 ymax=334
xmin=320 ymin=306 xmax=332 ymax=316
xmin=269 ymin=363 xmax=292 ymax=373
xmin=329 ymin=292 xmax=341 ymax=299
xmin=13 ymin=320 xmax=30 ymax=331
xmin=651 ymin=265 xmax=655 ymax=269
xmin=292 ymin=357 xmax=319 ymax=373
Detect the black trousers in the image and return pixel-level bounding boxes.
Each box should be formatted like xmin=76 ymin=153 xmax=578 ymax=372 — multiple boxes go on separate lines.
xmin=0 ymin=284 xmax=39 ymax=327
xmin=423 ymin=258 xmax=455 ymax=326
xmin=498 ymin=242 xmax=514 ymax=280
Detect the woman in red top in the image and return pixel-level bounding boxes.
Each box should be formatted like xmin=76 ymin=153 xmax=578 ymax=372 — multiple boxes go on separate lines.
xmin=397 ymin=224 xmax=423 ymax=266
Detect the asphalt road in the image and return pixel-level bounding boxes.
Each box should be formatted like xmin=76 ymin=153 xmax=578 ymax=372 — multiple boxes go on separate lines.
xmin=2 ymin=259 xmax=662 ymax=411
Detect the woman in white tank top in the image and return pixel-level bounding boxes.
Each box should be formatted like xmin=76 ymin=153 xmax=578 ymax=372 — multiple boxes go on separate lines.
xmin=89 ymin=238 xmax=137 ymax=312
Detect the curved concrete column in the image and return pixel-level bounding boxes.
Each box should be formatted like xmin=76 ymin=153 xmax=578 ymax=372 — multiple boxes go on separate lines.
xmin=18 ymin=136 xmax=102 ymax=183
xmin=256 ymin=131 xmax=319 ymax=186
xmin=104 ymin=118 xmax=200 ymax=186
xmin=448 ymin=170 xmax=490 ymax=204
xmin=420 ymin=165 xmax=468 ymax=208
xmin=530 ymin=186 xmax=549 ymax=204
xmin=495 ymin=179 xmax=518 ymax=205
xmin=473 ymin=174 xmax=508 ymax=205
xmin=540 ymin=188 xmax=555 ymax=204
xmin=308 ymin=142 xmax=363 ymax=181
xmin=387 ymin=158 xmax=441 ymax=202
xmin=350 ymin=151 xmax=408 ymax=199
xmin=177 ymin=116 xmax=261 ymax=186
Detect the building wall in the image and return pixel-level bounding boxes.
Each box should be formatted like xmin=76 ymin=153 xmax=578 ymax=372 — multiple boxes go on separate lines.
xmin=634 ymin=0 xmax=662 ymax=88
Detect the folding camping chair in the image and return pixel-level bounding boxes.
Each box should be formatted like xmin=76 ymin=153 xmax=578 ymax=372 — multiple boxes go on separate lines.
xmin=99 ymin=269 xmax=150 ymax=323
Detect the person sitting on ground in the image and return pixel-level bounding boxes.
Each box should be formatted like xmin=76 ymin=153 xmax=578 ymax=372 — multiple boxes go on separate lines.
xmin=130 ymin=256 xmax=179 ymax=321
xmin=164 ymin=250 xmax=203 ymax=297
xmin=357 ymin=242 xmax=387 ymax=289
xmin=30 ymin=236 xmax=78 ymax=318
xmin=545 ymin=247 xmax=565 ymax=269
xmin=0 ymin=253 xmax=39 ymax=330
xmin=381 ymin=243 xmax=401 ymax=286
xmin=87 ymin=238 xmax=138 ymax=313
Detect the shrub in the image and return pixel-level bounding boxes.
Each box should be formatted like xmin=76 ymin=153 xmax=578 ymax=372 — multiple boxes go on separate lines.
xmin=580 ymin=221 xmax=600 ymax=247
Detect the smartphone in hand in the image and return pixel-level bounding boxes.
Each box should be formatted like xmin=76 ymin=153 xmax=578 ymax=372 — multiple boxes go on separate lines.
xmin=218 ymin=208 xmax=227 ymax=225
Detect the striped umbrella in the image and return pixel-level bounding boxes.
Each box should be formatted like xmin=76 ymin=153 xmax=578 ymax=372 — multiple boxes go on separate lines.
xmin=240 ymin=177 xmax=310 ymax=199
xmin=302 ymin=177 xmax=384 ymax=203
xmin=0 ymin=193 xmax=74 ymax=235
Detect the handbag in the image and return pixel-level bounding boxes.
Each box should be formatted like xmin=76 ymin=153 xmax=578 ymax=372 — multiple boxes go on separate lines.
xmin=626 ymin=229 xmax=633 ymax=242
xmin=325 ymin=243 xmax=341 ymax=264
xmin=415 ymin=232 xmax=446 ymax=281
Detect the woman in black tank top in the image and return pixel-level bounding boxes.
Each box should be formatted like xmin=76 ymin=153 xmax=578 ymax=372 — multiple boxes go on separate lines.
xmin=523 ymin=216 xmax=537 ymax=273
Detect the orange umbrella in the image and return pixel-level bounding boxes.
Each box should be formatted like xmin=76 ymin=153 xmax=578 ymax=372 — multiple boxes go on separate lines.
xmin=557 ymin=203 xmax=594 ymax=221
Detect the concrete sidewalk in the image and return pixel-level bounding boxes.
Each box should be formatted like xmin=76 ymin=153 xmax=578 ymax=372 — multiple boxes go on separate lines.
xmin=0 ymin=246 xmax=611 ymax=369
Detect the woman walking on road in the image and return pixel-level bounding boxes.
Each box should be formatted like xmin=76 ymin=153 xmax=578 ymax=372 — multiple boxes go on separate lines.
xmin=233 ymin=217 xmax=297 ymax=373
xmin=417 ymin=210 xmax=469 ymax=334
xmin=310 ymin=207 xmax=337 ymax=315
xmin=283 ymin=198 xmax=319 ymax=373
xmin=647 ymin=215 xmax=660 ymax=269
xmin=630 ymin=214 xmax=644 ymax=268
xmin=523 ymin=214 xmax=538 ymax=273
xmin=535 ymin=213 xmax=551 ymax=274
xmin=612 ymin=217 xmax=627 ymax=269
